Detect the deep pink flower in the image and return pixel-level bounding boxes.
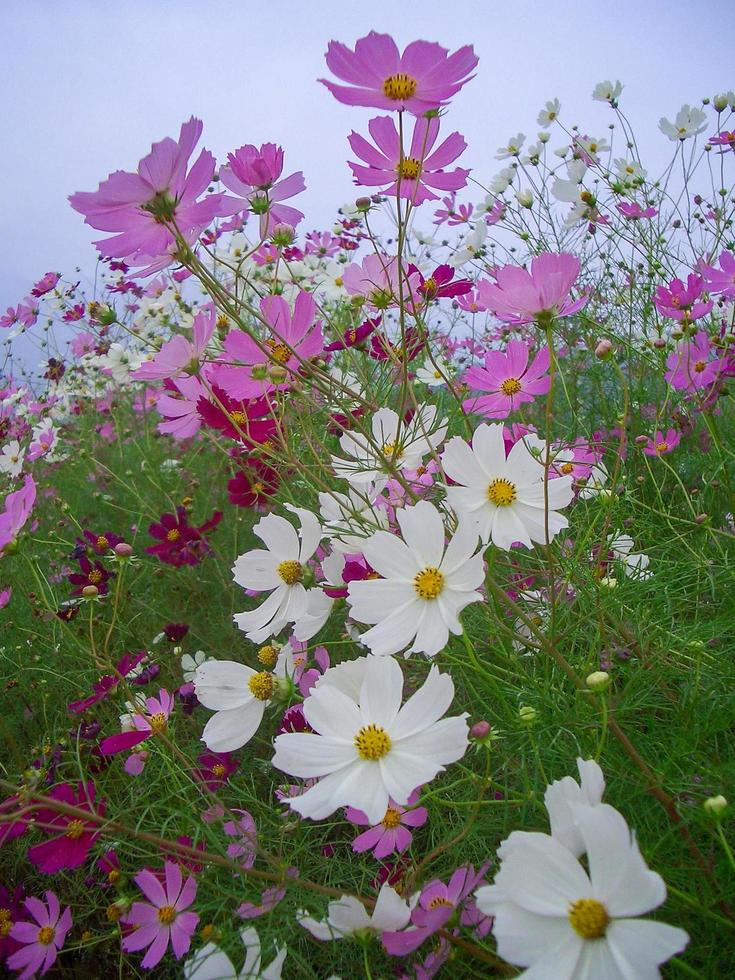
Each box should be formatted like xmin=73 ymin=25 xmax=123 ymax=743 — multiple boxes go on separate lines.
xmin=346 ymin=789 xmax=427 ymax=859
xmin=31 ymin=273 xmax=60 ymax=298
xmin=702 ymin=250 xmax=735 ymax=299
xmin=407 ymin=264 xmax=472 ymax=302
xmin=219 ymin=143 xmax=305 ymax=236
xmin=69 ymin=118 xmax=227 ymax=277
xmin=654 ymin=274 xmax=713 ymax=322
xmin=196 ymin=387 xmax=278 ymax=445
xmin=67 ymin=555 xmax=115 ymax=597
xmin=348 ymin=115 xmax=469 ymax=205
xmin=463 ymin=340 xmax=550 ymax=418
xmin=369 ymin=325 xmax=424 ymax=362
xmin=0 ymin=586 xmax=11 ymax=608
xmin=665 ymin=331 xmax=723 ymax=390
xmin=78 ymin=528 xmax=125 ymax=556
xmin=709 ymin=131 xmax=735 ymax=152
xmin=121 ymin=862 xmax=199 ymax=969
xmin=27 ymin=782 xmax=104 ymax=874
xmin=617 ymin=202 xmax=657 ymax=219
xmin=324 ymin=317 xmax=379 ymax=352
xmin=193 ymin=751 xmax=239 ymax=790
xmin=7 ymin=891 xmax=72 ymax=979
xmin=214 ymin=291 xmax=324 ymax=399
xmin=155 ymin=375 xmax=206 ymax=440
xmin=0 ymin=476 xmax=36 ymax=556
xmin=477 ymin=253 xmax=587 ymax=325
xmin=0 ymin=882 xmax=25 ymax=962
xmin=227 ymin=458 xmax=281 ymax=510
xmin=145 ymin=507 xmax=222 ymax=567
xmin=320 ymin=32 xmax=477 ymax=115
xmin=68 ymin=651 xmax=147 ymax=715
xmin=642 ymin=428 xmax=681 ymax=456
xmin=133 ymin=306 xmax=215 ymax=381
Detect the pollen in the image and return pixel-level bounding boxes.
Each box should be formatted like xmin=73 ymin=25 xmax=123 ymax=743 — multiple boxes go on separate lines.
xmin=165 ymin=528 xmax=181 ymax=542
xmin=413 ymin=566 xmax=445 ymax=600
xmin=0 ymin=909 xmax=12 ymax=937
xmin=248 ymin=671 xmax=274 ymax=701
xmin=427 ymin=896 xmax=454 ymax=910
xmin=37 ymin=925 xmax=56 ymax=945
xmin=355 ymin=723 xmax=392 ymax=760
xmin=500 ymin=376 xmax=522 ymax=396
xmin=277 ymin=559 xmax=303 ymax=585
xmin=382 ymin=441 xmax=404 ymax=459
xmin=656 ymin=441 xmax=669 ymax=453
xmin=106 ymin=903 xmax=123 ymax=922
xmin=157 ymin=904 xmax=176 ymax=925
xmin=88 ymin=569 xmax=103 ymax=584
xmin=148 ymin=711 xmax=167 ymax=733
xmin=487 ymin=478 xmax=517 ymax=507
xmin=568 ymin=898 xmax=610 ymax=939
xmin=383 ymin=72 xmax=417 ymax=101
xmin=65 ymin=818 xmax=86 ymax=840
xmin=397 ymin=157 xmax=422 ymax=181
xmin=266 ymin=339 xmax=291 ymax=364
xmin=560 ymin=462 xmax=574 ymax=475
xmin=211 ymin=763 xmax=227 ymax=778
xmin=381 ymin=807 xmax=402 ymax=829
xmin=694 ymin=360 xmax=706 ymax=372
xmin=230 ymin=411 xmax=248 ymax=426
xmin=96 ymin=535 xmax=109 ymax=550
xmin=257 ymin=644 xmax=279 ymax=667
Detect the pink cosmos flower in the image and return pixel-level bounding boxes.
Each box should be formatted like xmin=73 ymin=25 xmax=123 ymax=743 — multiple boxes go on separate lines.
xmin=214 ymin=291 xmax=324 ymax=399
xmin=476 ymin=253 xmax=587 ymax=325
xmin=0 ymin=586 xmax=11 ymax=608
xmin=654 ymin=274 xmax=713 ymax=322
xmin=99 ymin=690 xmax=174 ymax=756
xmin=7 ymin=891 xmax=72 ymax=979
xmin=121 ymin=862 xmax=199 ymax=969
xmin=642 ymin=428 xmax=681 ymax=456
xmin=237 ymin=883 xmax=289 ymax=920
xmin=155 ymin=375 xmax=207 ymax=440
xmin=702 ymin=250 xmax=735 ymax=299
xmin=319 ymin=32 xmax=477 ymax=115
xmin=16 ymin=299 xmax=39 ymax=328
xmin=346 ymin=789 xmax=427 ymax=859
xmin=0 ymin=475 xmax=36 ymax=556
xmin=133 ymin=306 xmax=215 ymax=381
xmin=617 ymin=202 xmax=657 ymax=219
xmin=0 ymin=306 xmax=18 ymax=329
xmin=68 ymin=651 xmax=147 ymax=714
xmin=219 ymin=143 xmax=305 ymax=237
xmin=709 ymin=131 xmax=735 ymax=152
xmin=455 ymin=287 xmax=488 ymax=314
xmin=31 ymin=273 xmax=60 ymax=298
xmin=665 ymin=331 xmax=723 ymax=390
xmin=348 ymin=115 xmax=469 ymax=205
xmin=27 ymin=782 xmax=104 ymax=874
xmin=304 ymin=230 xmax=342 ymax=257
xmin=69 ymin=118 xmax=227 ymax=277
xmin=27 ymin=427 xmax=55 ymax=462
xmin=342 ymin=253 xmax=420 ymax=310
xmin=462 ymin=340 xmax=551 ymax=418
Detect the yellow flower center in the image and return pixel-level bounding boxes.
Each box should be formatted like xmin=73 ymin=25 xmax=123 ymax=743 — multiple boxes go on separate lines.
xmin=66 ymin=819 xmax=85 ymax=840
xmin=382 ymin=441 xmax=404 ymax=459
xmin=500 ymin=377 xmax=522 ymax=396
xmin=248 ymin=671 xmax=274 ymax=701
xmin=397 ymin=157 xmax=422 ymax=181
xmin=157 ymin=905 xmax=176 ymax=925
xmin=354 ymin=723 xmax=392 ymax=761
xmin=381 ymin=807 xmax=402 ymax=829
xmin=277 ymin=559 xmax=303 ymax=585
xmin=252 ymin=481 xmax=265 ymax=495
xmin=88 ymin=569 xmax=103 ymax=584
xmin=96 ymin=535 xmax=109 ymax=550
xmin=487 ymin=478 xmax=517 ymax=506
xmin=37 ymin=925 xmax=56 ymax=945
xmin=656 ymin=441 xmax=669 ymax=453
xmin=694 ymin=360 xmax=706 ymax=372
xmin=107 ymin=869 xmax=120 ymax=884
xmin=257 ymin=644 xmax=279 ymax=667
xmin=106 ymin=903 xmax=123 ymax=922
xmin=413 ymin=566 xmax=445 ymax=600
xmin=266 ymin=339 xmax=291 ymax=364
xmin=148 ymin=711 xmax=167 ymax=733
xmin=428 ymin=896 xmax=454 ymax=909
xmin=0 ymin=909 xmax=11 ymax=937
xmin=560 ymin=462 xmax=574 ymax=475
xmin=211 ymin=763 xmax=227 ymax=778
xmin=383 ymin=73 xmax=417 ymax=101
xmin=230 ymin=410 xmax=248 ymax=426
xmin=166 ymin=528 xmax=181 ymax=542
xmin=568 ymin=898 xmax=610 ymax=939
xmin=423 ymin=277 xmax=437 ymax=295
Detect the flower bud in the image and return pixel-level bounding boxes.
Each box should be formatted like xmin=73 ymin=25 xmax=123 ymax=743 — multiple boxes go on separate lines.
xmin=703 ymin=795 xmax=728 ymax=816
xmin=271 ymin=223 xmax=295 ymax=247
xmin=634 ymin=434 xmax=649 ymax=447
xmin=82 ymin=585 xmax=99 ymax=599
xmin=586 ymin=670 xmax=611 ymax=691
xmin=652 ymin=337 xmax=667 ymax=349
xmin=114 ymin=542 xmax=133 ymax=559
xmin=595 ymin=339 xmax=612 ymax=359
xmin=599 ymin=576 xmax=617 ymax=588
xmin=355 ymin=197 xmax=372 ymax=212
xmin=519 ymin=705 xmax=537 ymax=724
xmin=470 ymin=720 xmax=491 ymax=740
xmin=695 ymin=513 xmax=708 ymax=525
xmin=517 ymin=189 xmax=534 ymax=209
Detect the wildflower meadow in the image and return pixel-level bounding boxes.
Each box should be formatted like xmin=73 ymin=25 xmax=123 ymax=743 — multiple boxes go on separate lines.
xmin=2 ymin=27 xmax=735 ymax=980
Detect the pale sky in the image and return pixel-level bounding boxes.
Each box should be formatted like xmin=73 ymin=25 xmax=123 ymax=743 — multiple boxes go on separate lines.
xmin=1 ymin=0 xmax=733 ymax=311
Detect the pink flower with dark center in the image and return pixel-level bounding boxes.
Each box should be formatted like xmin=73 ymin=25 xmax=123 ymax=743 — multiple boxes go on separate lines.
xmin=214 ymin=291 xmax=324 ymax=399
xmin=69 ymin=118 xmax=227 ymax=277
xmin=319 ymin=32 xmax=477 ymax=115
xmin=346 ymin=789 xmax=427 ymax=859
xmin=617 ymin=202 xmax=657 ymax=219
xmin=219 ymin=143 xmax=305 ymax=237
xmin=133 ymin=306 xmax=215 ymax=381
xmin=642 ymin=428 xmax=681 ymax=456
xmin=121 ymin=862 xmax=199 ymax=969
xmin=462 ymin=340 xmax=550 ymax=418
xmin=7 ymin=891 xmax=72 ymax=979
xmin=477 ymin=253 xmax=587 ymax=325
xmin=27 ymin=782 xmax=104 ymax=874
xmin=665 ymin=331 xmax=723 ymax=390
xmin=654 ymin=274 xmax=713 ymax=322
xmin=0 ymin=476 xmax=36 ymax=556
xmin=348 ymin=116 xmax=469 ymax=205
xmin=702 ymin=250 xmax=735 ymax=299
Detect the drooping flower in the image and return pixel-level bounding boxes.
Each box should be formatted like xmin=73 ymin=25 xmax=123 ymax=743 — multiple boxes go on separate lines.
xmin=194 ymin=660 xmax=277 ymax=752
xmin=476 ymin=253 xmax=587 ymax=325
xmin=442 ymin=424 xmax=573 ymax=549
xmin=298 ymin=882 xmax=413 ymax=940
xmin=617 ymin=202 xmax=657 ymax=220
xmin=30 ymin=272 xmax=60 ymax=298
xmin=183 ymin=926 xmax=287 ymax=980
xmin=462 ymin=340 xmax=550 ymax=418
xmin=219 ymin=142 xmax=305 ymax=237
xmin=319 ymin=32 xmax=478 ymax=115
xmin=347 ymin=500 xmax=485 ymax=657
xmin=346 ymin=788 xmax=427 ymax=859
xmin=272 ymin=654 xmax=469 ymax=823
xmin=664 ymin=331 xmax=723 ymax=390
xmin=0 ymin=475 xmax=35 ymax=555
xmin=121 ymin=861 xmax=199 ymax=969
xmin=26 ymin=782 xmax=104 ymax=874
xmin=7 ymin=891 xmax=72 ymax=979
xmin=348 ymin=115 xmax=469 ymax=205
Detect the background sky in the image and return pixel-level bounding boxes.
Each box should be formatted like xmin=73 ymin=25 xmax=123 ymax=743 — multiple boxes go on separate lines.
xmin=1 ymin=0 xmax=733 ymax=312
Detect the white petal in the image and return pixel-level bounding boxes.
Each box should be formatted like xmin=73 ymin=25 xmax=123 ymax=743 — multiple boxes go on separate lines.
xmin=194 ymin=661 xmax=255 ymax=711
xmin=201 ymin=702 xmax=265 ymax=752
xmin=606 ymin=919 xmax=689 ymax=978
xmin=359 ymin=656 xmax=403 ymax=728
xmin=391 ymin=666 xmax=455 ymax=740
xmin=396 ymin=501 xmax=445 ymax=567
xmin=271 ymin=733 xmax=356 ymax=778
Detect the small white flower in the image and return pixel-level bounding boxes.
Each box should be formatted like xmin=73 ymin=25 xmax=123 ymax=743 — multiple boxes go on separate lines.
xmin=489 ymin=166 xmax=516 ymax=194
xmin=613 ymin=157 xmax=647 ymax=182
xmin=0 ymin=441 xmax=25 ymax=477
xmin=194 ymin=660 xmax=276 ymax=752
xmin=516 ymin=189 xmax=534 ymax=208
xmin=552 ymin=159 xmax=588 ymax=204
xmin=181 ymin=650 xmax=208 ymax=683
xmin=576 ymin=135 xmax=610 ymax=163
xmin=592 ymin=79 xmax=623 ymax=103
xmin=415 ymin=357 xmax=451 ymax=387
xmin=608 ymin=533 xmax=652 ymax=580
xmin=449 ymin=221 xmax=487 ymax=267
xmin=184 ymin=925 xmax=286 ymax=979
xmin=96 ymin=342 xmax=141 ymax=383
xmin=298 ymin=883 xmax=412 ymax=941
xmin=496 ymin=133 xmax=526 ymax=160
xmin=537 ymin=98 xmax=561 ymax=127
xmin=578 ymin=461 xmax=610 ymax=499
xmin=318 ymin=485 xmax=388 ymax=553
xmin=659 ymin=105 xmax=707 ymax=141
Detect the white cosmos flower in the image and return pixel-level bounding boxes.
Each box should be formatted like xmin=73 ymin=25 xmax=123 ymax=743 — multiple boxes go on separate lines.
xmin=578 ymin=461 xmax=610 ymax=499
xmin=537 ymin=98 xmax=561 ymax=126
xmin=347 ymin=500 xmax=485 ymax=658
xmin=96 ymin=342 xmax=141 ymax=383
xmin=332 ymin=407 xmax=447 ymax=486
xmin=184 ymin=926 xmax=286 ymax=979
xmin=608 ymin=533 xmax=652 ymax=580
xmin=496 ymin=133 xmax=526 ymax=159
xmin=544 ymin=758 xmax=606 ymax=857
xmin=0 ymin=441 xmax=25 ymax=477
xmin=659 ymin=105 xmax=707 ymax=141
xmin=592 ymin=79 xmax=623 ymax=103
xmin=232 ymin=506 xmax=322 ymax=643
xmin=614 ymin=157 xmax=647 ymax=182
xmin=552 ymin=159 xmax=588 ymax=204
xmin=271 ymin=654 xmax=469 ymax=823
xmin=181 ymin=650 xmax=208 ymax=683
xmin=298 ymin=883 xmax=412 ymax=941
xmin=449 ymin=221 xmax=487 ymax=267
xmin=194 ymin=660 xmax=276 ymax=752
xmin=318 ymin=484 xmax=388 ymax=553
xmin=441 ymin=424 xmax=573 ymax=550
xmin=476 ymin=803 xmax=689 ymax=979
xmin=415 ymin=357 xmax=451 ymax=387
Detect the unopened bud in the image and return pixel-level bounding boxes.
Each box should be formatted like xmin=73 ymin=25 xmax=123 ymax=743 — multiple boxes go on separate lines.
xmin=82 ymin=585 xmax=99 ymax=598
xmin=695 ymin=513 xmax=708 ymax=525
xmin=355 ymin=197 xmax=372 ymax=212
xmin=271 ymin=223 xmax=295 ymax=247
xmin=599 ymin=577 xmax=617 ymax=589
xmin=586 ymin=670 xmax=611 ymax=691
xmin=652 ymin=337 xmax=667 ymax=349
xmin=703 ymin=795 xmax=728 ymax=816
xmin=114 ymin=542 xmax=133 ymax=558
xmin=519 ymin=705 xmax=537 ymax=724
xmin=470 ymin=720 xmax=491 ymax=740
xmin=517 ymin=189 xmax=534 ymax=208
xmin=634 ymin=434 xmax=649 ymax=446
xmin=595 ymin=339 xmax=613 ymax=359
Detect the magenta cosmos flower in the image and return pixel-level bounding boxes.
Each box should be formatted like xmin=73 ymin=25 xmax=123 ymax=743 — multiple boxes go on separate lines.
xmin=702 ymin=249 xmax=735 ymax=299
xmin=69 ymin=118 xmax=226 ymax=277
xmin=348 ymin=115 xmax=469 ymax=205
xmin=320 ymin=32 xmax=477 ymax=114
xmin=665 ymin=331 xmax=723 ymax=390
xmin=7 ymin=891 xmax=72 ymax=979
xmin=0 ymin=475 xmax=36 ymax=555
xmin=214 ymin=291 xmax=324 ymax=399
xmin=122 ymin=861 xmax=199 ymax=969
xmin=654 ymin=273 xmax=712 ymax=322
xmin=346 ymin=789 xmax=428 ymax=860
xmin=476 ymin=253 xmax=587 ymax=325
xmin=642 ymin=428 xmax=681 ymax=456
xmin=133 ymin=306 xmax=215 ymax=381
xmin=219 ymin=143 xmax=305 ymax=237
xmin=27 ymin=782 xmax=104 ymax=874
xmin=462 ymin=340 xmax=551 ymax=418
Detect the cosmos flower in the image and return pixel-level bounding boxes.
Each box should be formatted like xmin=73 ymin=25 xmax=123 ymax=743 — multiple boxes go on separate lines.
xmin=133 ymin=306 xmax=215 ymax=381
xmin=194 ymin=660 xmax=276 ymax=752
xmin=476 ymin=253 xmax=587 ymax=325
xmin=219 ymin=142 xmax=305 ymax=237
xmin=121 ymin=862 xmax=199 ymax=969
xmin=0 ymin=476 xmax=36 ymax=555
xmin=642 ymin=428 xmax=681 ymax=457
xmin=346 ymin=788 xmax=427 ymax=859
xmin=299 ymin=883 xmax=412 ymax=942
xmin=7 ymin=891 xmax=72 ymax=979
xmin=664 ymin=331 xmax=722 ymax=390
xmin=26 ymin=782 xmax=104 ymax=874
xmin=183 ymin=926 xmax=287 ymax=980
xmin=659 ymin=105 xmax=707 ymax=141
xmin=462 ymin=340 xmax=550 ymax=418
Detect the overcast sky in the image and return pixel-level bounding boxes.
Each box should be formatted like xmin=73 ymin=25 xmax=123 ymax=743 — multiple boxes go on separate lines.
xmin=1 ymin=0 xmax=733 ymax=311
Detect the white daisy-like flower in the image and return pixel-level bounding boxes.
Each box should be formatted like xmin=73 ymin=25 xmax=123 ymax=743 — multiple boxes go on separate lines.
xmin=232 ymin=506 xmax=322 ymax=643
xmin=194 ymin=660 xmax=276 ymax=752
xmin=476 ymin=803 xmax=689 ymax=979
xmin=441 ymin=424 xmax=574 ymax=550
xmin=544 ymin=758 xmax=606 ymax=857
xmin=0 ymin=441 xmax=25 ymax=477
xmin=511 ymin=589 xmax=548 ymax=653
xmin=271 ymin=654 xmax=469 ymax=823
xmin=184 ymin=925 xmax=286 ymax=979
xmin=496 ymin=133 xmax=526 ymax=160
xmin=608 ymin=533 xmax=652 ymax=580
xmin=552 ymin=159 xmax=588 ymax=205
xmin=347 ymin=500 xmax=485 ymax=658
xmin=415 ymin=357 xmax=451 ymax=387
xmin=659 ymin=105 xmax=707 ymax=141
xmin=298 ymin=883 xmax=412 ymax=941
xmin=575 ymin=135 xmax=610 ymax=164
xmin=181 ymin=650 xmax=208 ymax=683
xmin=537 ymin=98 xmax=561 ymax=127
xmin=489 ymin=166 xmax=517 ymax=194
xmin=448 ymin=221 xmax=488 ymax=267
xmin=578 ymin=461 xmax=610 ymax=499
xmin=318 ymin=484 xmax=388 ymax=553
xmin=613 ymin=157 xmax=647 ymax=182
xmin=592 ymin=79 xmax=623 ymax=103
xmin=332 ymin=406 xmax=447 ymax=486
xmin=95 ymin=342 xmax=141 ymax=383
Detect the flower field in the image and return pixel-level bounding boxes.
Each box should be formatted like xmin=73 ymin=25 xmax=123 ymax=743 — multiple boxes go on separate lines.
xmin=1 ymin=29 xmax=735 ymax=980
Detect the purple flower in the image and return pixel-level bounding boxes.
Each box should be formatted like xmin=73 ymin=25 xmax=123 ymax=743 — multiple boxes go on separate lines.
xmin=7 ymin=891 xmax=72 ymax=979
xmin=121 ymin=862 xmax=199 ymax=969
xmin=0 ymin=476 xmax=36 ymax=555
xmin=346 ymin=789 xmax=427 ymax=859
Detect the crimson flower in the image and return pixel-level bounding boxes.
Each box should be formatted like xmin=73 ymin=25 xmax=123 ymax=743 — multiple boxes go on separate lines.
xmin=146 ymin=508 xmax=222 ymax=567
xmin=27 ymin=782 xmax=104 ymax=874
